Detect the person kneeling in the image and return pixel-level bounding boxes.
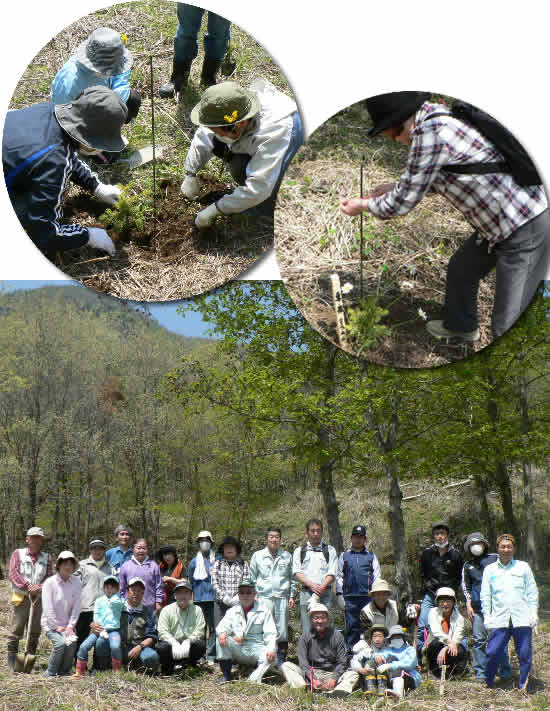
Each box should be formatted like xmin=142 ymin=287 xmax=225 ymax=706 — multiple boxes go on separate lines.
xmin=426 ymin=587 xmax=468 ymax=678
xmin=157 ymin=581 xmax=206 ymax=674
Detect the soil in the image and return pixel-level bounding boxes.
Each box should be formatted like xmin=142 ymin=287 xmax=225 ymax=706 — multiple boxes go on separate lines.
xmin=58 ymin=175 xmax=273 ymax=301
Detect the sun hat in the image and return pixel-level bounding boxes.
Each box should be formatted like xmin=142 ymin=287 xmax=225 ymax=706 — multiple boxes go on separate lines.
xmin=463 ymin=532 xmax=489 ymax=553
xmin=309 ymin=602 xmax=329 ymax=616
xmin=190 ymin=81 xmax=260 ymax=127
xmin=55 ymin=86 xmax=128 ymax=151
xmin=435 ymin=587 xmax=456 ymax=601
xmin=196 ymin=530 xmax=214 ymax=542
xmin=74 ymin=27 xmax=132 ymax=76
xmin=387 ymin=625 xmax=407 ymax=640
xmin=365 ymin=91 xmax=431 ymax=137
xmin=26 ymin=527 xmax=44 ymax=537
xmin=56 ymin=551 xmax=77 ymax=568
xmin=370 ymin=578 xmax=392 ymax=594
xmin=367 ymin=623 xmax=388 ymax=638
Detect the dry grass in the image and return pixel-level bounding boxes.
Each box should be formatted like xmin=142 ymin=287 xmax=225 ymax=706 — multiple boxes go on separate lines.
xmin=10 ymin=0 xmax=290 ymax=301
xmin=275 ymin=102 xmax=496 ymax=368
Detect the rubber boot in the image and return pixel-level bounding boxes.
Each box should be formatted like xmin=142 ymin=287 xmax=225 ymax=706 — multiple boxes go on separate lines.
xmin=72 ymin=659 xmax=87 ymax=679
xmin=7 ymin=652 xmax=17 ymax=673
xmin=201 ymin=56 xmax=222 ymax=87
xmin=217 ymin=659 xmax=232 ymax=684
xmin=377 ymin=672 xmax=388 ymax=696
xmin=365 ymin=674 xmax=377 ymax=696
xmin=159 ymin=59 xmax=192 ymax=99
xmin=277 ymin=642 xmax=288 ymax=667
xmin=112 ymin=658 xmax=123 ymax=672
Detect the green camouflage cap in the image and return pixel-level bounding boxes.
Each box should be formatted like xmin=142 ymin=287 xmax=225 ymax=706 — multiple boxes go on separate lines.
xmin=190 ymin=82 xmax=260 ymax=127
xmin=238 ymin=576 xmax=256 ymax=589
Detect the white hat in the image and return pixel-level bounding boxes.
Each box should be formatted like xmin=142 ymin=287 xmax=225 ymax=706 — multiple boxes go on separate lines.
xmin=128 ymin=576 xmax=146 ymax=588
xmin=435 ymin=587 xmax=456 ymax=601
xmin=56 ymin=551 xmax=77 ymax=568
xmin=370 ymin=578 xmax=392 ymax=594
xmin=196 ymin=530 xmax=214 ymax=542
xmin=309 ymin=602 xmax=329 ymax=616
xmin=26 ymin=527 xmax=45 ymax=537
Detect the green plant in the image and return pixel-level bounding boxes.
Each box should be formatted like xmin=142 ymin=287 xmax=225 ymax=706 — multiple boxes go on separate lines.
xmin=345 ymin=296 xmax=391 ymax=354
xmin=100 ymin=186 xmax=152 ymax=236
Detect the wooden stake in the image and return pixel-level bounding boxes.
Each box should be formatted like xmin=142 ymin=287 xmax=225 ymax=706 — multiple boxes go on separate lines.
xmin=330 ymin=273 xmax=348 ymax=347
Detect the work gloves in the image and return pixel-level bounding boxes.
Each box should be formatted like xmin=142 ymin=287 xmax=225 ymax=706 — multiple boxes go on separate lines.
xmin=222 ymin=594 xmax=240 ymax=607
xmin=195 ymin=203 xmax=219 ymax=229
xmin=87 ymin=227 xmax=116 ymax=256
xmin=376 ymin=663 xmax=390 ymax=674
xmin=94 ymin=182 xmax=122 ymax=206
xmin=306 ymin=593 xmax=320 ymax=611
xmin=171 ymin=639 xmax=191 ymax=660
xmin=181 ymin=176 xmax=200 ymax=200
xmin=336 ymin=593 xmax=345 ymax=611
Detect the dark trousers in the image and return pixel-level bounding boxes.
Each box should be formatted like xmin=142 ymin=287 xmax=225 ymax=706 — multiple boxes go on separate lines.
xmin=486 ymin=624 xmax=532 ymax=689
xmin=196 ymin=600 xmax=216 ymax=660
xmin=444 ymin=208 xmax=550 ymax=336
xmin=344 ymin=595 xmax=371 ymax=649
xmin=156 ymin=639 xmax=206 ymax=674
xmin=426 ymin=639 xmax=468 ymax=678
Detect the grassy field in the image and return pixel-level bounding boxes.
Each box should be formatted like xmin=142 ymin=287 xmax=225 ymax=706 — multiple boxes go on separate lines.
xmin=10 ymin=0 xmax=291 ymax=300
xmin=274 ymin=100 xmax=496 ymax=368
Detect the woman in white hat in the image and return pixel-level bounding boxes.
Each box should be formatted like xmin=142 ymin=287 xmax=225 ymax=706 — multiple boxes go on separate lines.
xmin=425 ymin=587 xmax=467 ymax=678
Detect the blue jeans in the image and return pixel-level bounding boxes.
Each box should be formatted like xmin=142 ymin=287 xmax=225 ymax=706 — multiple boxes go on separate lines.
xmin=417 ymin=593 xmax=436 ymax=656
xmin=77 ymin=631 xmax=122 ymax=662
xmin=95 ymin=636 xmax=160 ymax=669
xmin=486 ymin=624 xmax=532 ymax=688
xmin=344 ymin=595 xmax=370 ymax=649
xmin=472 ymin=612 xmax=511 ymax=680
xmin=45 ymin=631 xmax=77 ymax=676
xmin=175 ymin=4 xmax=231 ymax=62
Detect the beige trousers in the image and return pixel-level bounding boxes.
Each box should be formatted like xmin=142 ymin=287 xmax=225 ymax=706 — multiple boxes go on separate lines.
xmin=281 ymin=661 xmax=359 ymax=694
xmin=7 ymin=595 xmax=43 ymax=654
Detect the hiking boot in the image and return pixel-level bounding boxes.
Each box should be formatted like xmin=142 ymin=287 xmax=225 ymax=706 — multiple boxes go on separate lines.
xmin=72 ymin=659 xmax=87 ymax=679
xmin=426 ymin=320 xmax=480 ymax=343
xmin=159 ymin=59 xmax=192 ymax=99
xmin=218 ymin=659 xmax=232 ymax=683
xmin=201 ymin=57 xmax=222 ymax=87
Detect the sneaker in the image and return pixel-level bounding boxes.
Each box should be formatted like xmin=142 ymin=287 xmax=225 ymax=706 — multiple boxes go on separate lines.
xmin=426 ymin=320 xmax=480 ymax=343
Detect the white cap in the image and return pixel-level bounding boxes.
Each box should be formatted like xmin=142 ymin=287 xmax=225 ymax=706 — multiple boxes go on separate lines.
xmin=56 ymin=550 xmax=77 ymax=567
xmin=196 ymin=530 xmax=214 ymax=542
xmin=435 ymin=587 xmax=456 ymax=601
xmin=309 ymin=602 xmax=329 ymax=616
xmin=26 ymin=527 xmax=45 ymax=537
xmin=128 ymin=576 xmax=146 ymax=588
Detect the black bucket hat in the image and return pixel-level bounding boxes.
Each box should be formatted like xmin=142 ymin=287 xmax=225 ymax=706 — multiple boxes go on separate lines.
xmin=55 ymin=86 xmax=128 ymax=151
xmin=365 ymin=91 xmax=431 ymax=137
xmin=219 ymin=535 xmax=242 ymax=557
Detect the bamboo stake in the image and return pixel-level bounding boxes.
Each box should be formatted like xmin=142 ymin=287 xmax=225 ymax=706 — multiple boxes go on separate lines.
xmin=149 ymin=55 xmax=157 ymax=233
xmin=330 ymin=273 xmax=348 ymax=347
xmin=359 ymin=161 xmax=364 ymax=300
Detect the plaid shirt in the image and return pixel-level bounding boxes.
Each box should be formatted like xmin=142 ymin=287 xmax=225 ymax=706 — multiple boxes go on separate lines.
xmin=211 ymin=558 xmax=251 ymax=601
xmin=367 ymin=102 xmax=547 ymax=245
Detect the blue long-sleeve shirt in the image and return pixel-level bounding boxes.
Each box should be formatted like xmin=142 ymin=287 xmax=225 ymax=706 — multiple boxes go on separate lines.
xmin=480 ymin=558 xmax=538 ymax=629
xmin=51 ymin=58 xmax=131 ymax=104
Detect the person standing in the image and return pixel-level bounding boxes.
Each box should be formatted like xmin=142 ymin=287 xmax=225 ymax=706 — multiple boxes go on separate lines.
xmin=106 ymin=525 xmax=133 ymax=573
xmin=292 ymin=519 xmax=338 ymax=634
xmin=119 ymin=539 xmax=163 ymax=614
xmin=188 ymin=530 xmax=218 ymax=664
xmin=210 ymin=535 xmax=251 ymax=630
xmin=249 ymin=526 xmax=296 ymax=665
xmin=336 ymin=524 xmax=381 ymax=649
xmin=416 ymin=522 xmax=463 ymax=661
xmin=481 ymin=534 xmax=538 ymax=690
xmin=462 ymin=532 xmax=511 ymax=682
xmin=155 ymin=544 xmax=188 ymax=607
xmin=7 ymin=526 xmax=53 ymax=672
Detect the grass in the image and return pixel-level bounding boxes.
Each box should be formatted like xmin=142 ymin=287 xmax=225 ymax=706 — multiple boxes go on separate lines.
xmin=9 ymin=0 xmax=291 ymax=301
xmin=275 ymin=100 xmax=496 ymax=368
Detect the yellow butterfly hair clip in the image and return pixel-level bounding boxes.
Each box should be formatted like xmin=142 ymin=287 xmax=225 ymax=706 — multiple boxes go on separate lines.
xmin=120 ymin=33 xmax=128 ymax=45
xmin=224 ymin=110 xmax=239 ymax=124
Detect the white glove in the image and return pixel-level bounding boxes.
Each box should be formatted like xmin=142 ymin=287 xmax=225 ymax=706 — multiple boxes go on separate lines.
xmin=336 ymin=593 xmax=346 ymax=611
xmin=180 ymin=639 xmax=191 ymax=658
xmin=406 ymin=603 xmax=418 ymax=620
xmin=171 ymin=641 xmax=184 ymax=660
xmin=222 ymin=595 xmax=233 ymax=607
xmin=87 ymin=227 xmax=116 ymax=256
xmin=376 ymin=663 xmax=390 ymax=674
xmin=229 ymin=595 xmax=240 ymax=607
xmin=64 ymin=633 xmax=78 ymax=646
xmin=306 ymin=593 xmax=320 ymax=611
xmin=100 ymin=630 xmax=109 ymax=639
xmin=181 ymin=176 xmax=200 ymax=200
xmin=195 ymin=203 xmax=219 ymax=229
xmin=94 ymin=182 xmax=122 ymax=206
xmin=529 ymin=612 xmax=538 ymax=628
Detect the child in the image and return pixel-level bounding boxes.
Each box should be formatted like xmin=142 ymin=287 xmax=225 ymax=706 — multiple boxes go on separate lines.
xmin=73 ymin=575 xmax=125 ymax=677
xmin=350 ymin=623 xmax=390 ymax=696
xmin=377 ymin=625 xmax=422 ymax=699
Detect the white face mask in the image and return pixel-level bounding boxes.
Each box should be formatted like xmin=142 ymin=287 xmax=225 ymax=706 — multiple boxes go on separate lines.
xmin=390 ymin=638 xmax=403 ymax=648
xmin=434 ymin=541 xmax=448 ymax=549
xmin=215 ymin=135 xmax=238 ymax=145
xmin=199 ymin=541 xmax=211 ymax=552
xmin=470 ymin=544 xmax=485 ymax=556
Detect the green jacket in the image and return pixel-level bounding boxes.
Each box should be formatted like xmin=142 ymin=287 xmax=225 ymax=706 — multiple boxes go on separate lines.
xmin=157 ymin=602 xmax=206 ymax=644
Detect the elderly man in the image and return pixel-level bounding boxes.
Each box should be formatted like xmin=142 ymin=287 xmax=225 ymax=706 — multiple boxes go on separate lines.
xmin=106 ymin=524 xmax=133 ymax=573
xmin=2 ymin=86 xmax=126 ymax=256
xmin=188 ymin=530 xmax=218 ymax=664
xmin=416 ymin=522 xmax=463 ymax=661
xmin=249 ymin=526 xmax=296 ymax=666
xmin=340 ymin=91 xmax=550 ymax=342
xmin=481 ymin=534 xmax=538 ymax=690
xmin=119 ymin=539 xmax=163 ymax=614
xmin=293 ymin=518 xmax=338 ymax=634
xmin=360 ymin=578 xmax=400 ymax=633
xmin=157 ymin=581 xmax=206 ymax=674
xmin=336 ymin=524 xmax=381 ymax=649
xmin=74 ymin=538 xmax=114 ymax=662
xmin=425 ymin=587 xmax=468 ymax=678
xmin=181 ymin=78 xmax=303 ymax=226
xmin=93 ymin=576 xmax=160 ymax=671
xmin=280 ymin=602 xmax=358 ymax=696
xmin=7 ymin=526 xmax=53 ymax=672
xmin=216 ymin=577 xmax=277 ymax=684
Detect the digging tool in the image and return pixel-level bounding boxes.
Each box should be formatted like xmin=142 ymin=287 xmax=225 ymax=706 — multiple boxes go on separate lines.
xmin=439 ymin=663 xmax=447 ymax=698
xmin=117 ymin=145 xmax=166 ymax=169
xmin=15 ymin=596 xmax=38 ymax=673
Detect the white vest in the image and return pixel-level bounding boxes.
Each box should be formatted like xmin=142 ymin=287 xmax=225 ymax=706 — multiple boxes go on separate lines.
xmin=12 ymin=548 xmax=49 ymax=594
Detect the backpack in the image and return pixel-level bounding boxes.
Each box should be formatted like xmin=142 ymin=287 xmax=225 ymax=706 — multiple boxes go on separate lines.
xmin=300 ymin=543 xmax=330 ymax=565
xmin=428 ymin=101 xmax=542 ymax=187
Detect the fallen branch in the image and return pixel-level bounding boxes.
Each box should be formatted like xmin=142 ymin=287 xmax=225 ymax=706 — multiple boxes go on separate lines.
xmin=403 ymin=478 xmax=473 ymax=501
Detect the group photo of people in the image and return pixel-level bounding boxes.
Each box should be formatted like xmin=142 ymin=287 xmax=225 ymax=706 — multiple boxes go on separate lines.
xmin=5 ymin=517 xmax=540 ymax=700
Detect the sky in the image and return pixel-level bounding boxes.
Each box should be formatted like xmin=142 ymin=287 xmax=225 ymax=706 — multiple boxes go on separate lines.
xmin=1 ymin=280 xmax=214 ymax=338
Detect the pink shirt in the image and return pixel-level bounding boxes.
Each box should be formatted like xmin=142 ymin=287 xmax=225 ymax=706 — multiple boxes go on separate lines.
xmin=41 ymin=573 xmax=82 ymax=631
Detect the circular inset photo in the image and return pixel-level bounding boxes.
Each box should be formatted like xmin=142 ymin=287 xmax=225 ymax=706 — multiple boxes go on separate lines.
xmin=3 ymin=1 xmax=302 ymax=300
xmin=275 ymin=91 xmax=549 ymax=367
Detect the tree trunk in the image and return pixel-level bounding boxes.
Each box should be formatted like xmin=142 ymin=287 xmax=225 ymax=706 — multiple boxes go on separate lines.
xmin=473 ymin=473 xmax=496 ymax=545
xmin=519 ymin=369 xmax=538 ymax=570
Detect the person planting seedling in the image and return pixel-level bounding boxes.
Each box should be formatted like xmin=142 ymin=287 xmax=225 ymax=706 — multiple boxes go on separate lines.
xmin=181 ymin=78 xmax=303 ymax=229
xmin=339 ymin=91 xmax=550 ymax=344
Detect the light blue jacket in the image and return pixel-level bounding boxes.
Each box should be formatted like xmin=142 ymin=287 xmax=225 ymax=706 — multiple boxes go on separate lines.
xmin=51 ymin=57 xmax=131 ymax=104
xmin=381 ymin=643 xmax=421 ymax=688
xmin=94 ymin=593 xmax=125 ymax=631
xmin=480 ymin=558 xmax=538 ymax=629
xmin=249 ymin=547 xmax=297 ymax=599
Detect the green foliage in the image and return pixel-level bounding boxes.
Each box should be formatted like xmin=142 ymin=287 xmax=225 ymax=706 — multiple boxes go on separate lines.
xmin=345 ymin=296 xmax=391 ymax=354
xmin=100 ymin=185 xmax=152 ymax=236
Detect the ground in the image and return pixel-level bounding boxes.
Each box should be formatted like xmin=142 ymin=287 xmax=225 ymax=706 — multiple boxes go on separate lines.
xmin=274 ymin=100 xmax=496 ymax=368
xmin=10 ymin=0 xmax=290 ymax=300
xmin=1 ymin=580 xmax=548 ymax=711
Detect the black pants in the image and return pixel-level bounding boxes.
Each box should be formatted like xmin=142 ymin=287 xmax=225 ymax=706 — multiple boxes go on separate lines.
xmin=426 ymin=640 xmax=468 ymax=678
xmin=156 ymin=639 xmax=206 ymax=674
xmin=125 ymin=89 xmax=142 ymax=123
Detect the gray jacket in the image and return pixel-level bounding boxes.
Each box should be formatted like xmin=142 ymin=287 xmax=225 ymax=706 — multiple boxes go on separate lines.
xmin=76 ymin=557 xmax=115 ymax=612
